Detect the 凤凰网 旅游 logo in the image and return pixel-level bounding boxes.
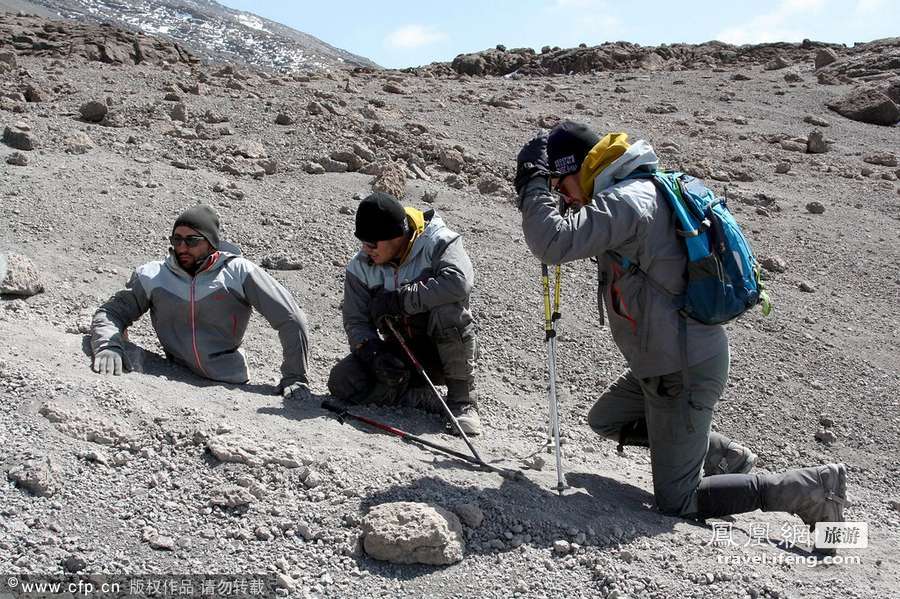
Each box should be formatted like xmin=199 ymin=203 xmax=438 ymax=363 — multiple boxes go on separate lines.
xmin=815 ymin=522 xmax=868 ymax=549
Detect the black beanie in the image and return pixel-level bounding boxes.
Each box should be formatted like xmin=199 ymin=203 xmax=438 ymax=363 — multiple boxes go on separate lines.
xmin=547 ymin=120 xmax=601 ymax=176
xmin=173 ymin=205 xmax=221 ymax=249
xmin=354 ymin=192 xmax=408 ymax=243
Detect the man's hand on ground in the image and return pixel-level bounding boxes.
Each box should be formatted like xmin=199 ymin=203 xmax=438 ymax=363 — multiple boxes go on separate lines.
xmin=93 ymin=349 xmax=123 ymax=376
xmin=282 ymin=381 xmax=312 ymax=402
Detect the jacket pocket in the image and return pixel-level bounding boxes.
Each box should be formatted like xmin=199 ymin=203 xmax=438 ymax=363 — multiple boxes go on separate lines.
xmin=609 ymin=263 xmax=645 ymax=337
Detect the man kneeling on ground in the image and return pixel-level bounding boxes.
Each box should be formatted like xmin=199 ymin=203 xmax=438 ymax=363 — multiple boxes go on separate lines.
xmin=328 ymin=192 xmax=482 ymax=436
xmin=90 ymin=205 xmax=312 ymax=401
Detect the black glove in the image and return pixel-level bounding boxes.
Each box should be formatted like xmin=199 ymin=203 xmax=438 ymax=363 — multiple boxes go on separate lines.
xmin=514 ymin=132 xmax=550 ymax=198
xmin=372 ymin=352 xmax=410 ymax=387
xmin=370 ymin=289 xmax=404 ymax=326
xmin=355 ymin=339 xmax=409 ymax=387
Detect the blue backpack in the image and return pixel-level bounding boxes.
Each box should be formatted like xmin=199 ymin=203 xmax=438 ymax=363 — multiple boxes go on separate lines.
xmin=617 ymin=170 xmax=772 ymax=325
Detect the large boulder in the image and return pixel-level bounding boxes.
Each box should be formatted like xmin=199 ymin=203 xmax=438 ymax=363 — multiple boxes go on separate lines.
xmin=815 ymin=48 xmax=838 ymax=69
xmin=0 ymin=253 xmax=44 ymax=297
xmin=451 ymin=53 xmax=487 ymax=76
xmin=3 ymin=125 xmax=34 ymax=150
xmin=361 ymin=502 xmax=465 ymax=565
xmin=7 ymin=457 xmax=56 ymax=497
xmin=827 ymin=87 xmax=900 ymax=126
xmin=370 ymin=161 xmax=407 ymax=199
xmin=79 ymin=100 xmax=108 ymax=123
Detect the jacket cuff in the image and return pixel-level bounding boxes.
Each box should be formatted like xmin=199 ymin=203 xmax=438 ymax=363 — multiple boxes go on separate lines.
xmin=518 ymin=175 xmax=550 ymax=209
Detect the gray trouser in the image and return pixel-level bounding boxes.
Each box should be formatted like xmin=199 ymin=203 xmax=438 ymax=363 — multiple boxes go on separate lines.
xmin=587 ymin=350 xmax=731 ymax=516
xmin=328 ymin=303 xmax=477 ymax=408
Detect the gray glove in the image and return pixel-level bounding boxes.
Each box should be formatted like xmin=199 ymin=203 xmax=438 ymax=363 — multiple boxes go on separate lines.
xmin=93 ymin=349 xmax=123 ymax=376
xmin=282 ymin=381 xmax=312 ymax=402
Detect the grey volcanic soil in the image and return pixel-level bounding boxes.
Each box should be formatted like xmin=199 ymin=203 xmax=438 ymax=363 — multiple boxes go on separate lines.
xmin=1 ymin=14 xmax=899 ymax=599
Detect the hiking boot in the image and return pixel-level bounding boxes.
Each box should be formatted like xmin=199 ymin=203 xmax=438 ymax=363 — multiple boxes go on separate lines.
xmin=761 ymin=463 xmax=847 ymax=529
xmin=448 ymin=404 xmax=482 ymax=437
xmin=706 ymin=434 xmax=757 ymax=475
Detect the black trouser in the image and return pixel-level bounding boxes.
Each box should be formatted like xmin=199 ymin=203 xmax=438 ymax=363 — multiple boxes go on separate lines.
xmin=327 ymin=305 xmax=476 ymax=408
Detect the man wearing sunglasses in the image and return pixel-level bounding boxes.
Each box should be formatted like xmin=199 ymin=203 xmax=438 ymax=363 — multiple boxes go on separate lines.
xmin=90 ymin=205 xmax=312 ymax=402
xmin=327 ymin=192 xmax=481 ymax=435
xmin=513 ymin=120 xmax=846 ymax=542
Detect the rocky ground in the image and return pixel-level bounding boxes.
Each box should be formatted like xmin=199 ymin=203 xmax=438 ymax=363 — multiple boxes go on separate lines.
xmin=1 ymin=12 xmax=899 ymax=599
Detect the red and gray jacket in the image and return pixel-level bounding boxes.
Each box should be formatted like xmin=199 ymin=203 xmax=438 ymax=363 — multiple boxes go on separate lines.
xmin=91 ymin=247 xmax=309 ymax=388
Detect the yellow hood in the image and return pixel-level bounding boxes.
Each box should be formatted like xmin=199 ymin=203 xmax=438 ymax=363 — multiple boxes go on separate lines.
xmin=395 ymin=207 xmax=426 ymax=265
xmin=578 ymin=132 xmax=630 ymax=197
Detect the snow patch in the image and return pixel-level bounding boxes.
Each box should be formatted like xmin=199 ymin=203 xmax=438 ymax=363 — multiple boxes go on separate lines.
xmin=235 ymin=14 xmax=267 ymax=32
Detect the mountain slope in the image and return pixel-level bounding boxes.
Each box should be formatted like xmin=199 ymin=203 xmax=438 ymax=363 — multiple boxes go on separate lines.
xmin=11 ymin=0 xmax=379 ymax=70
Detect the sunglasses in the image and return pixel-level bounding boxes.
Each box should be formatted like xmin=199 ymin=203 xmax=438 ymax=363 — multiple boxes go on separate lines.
xmin=169 ymin=235 xmax=206 ymax=248
xmin=360 ymin=240 xmax=379 ymax=250
xmin=552 ymin=174 xmax=569 ymax=194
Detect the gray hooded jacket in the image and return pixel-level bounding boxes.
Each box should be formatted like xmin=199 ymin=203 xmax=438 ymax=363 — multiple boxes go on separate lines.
xmin=342 ymin=209 xmax=474 ymax=349
xmin=520 ymin=140 xmax=727 ymax=378
xmin=91 ymin=246 xmax=309 ymax=387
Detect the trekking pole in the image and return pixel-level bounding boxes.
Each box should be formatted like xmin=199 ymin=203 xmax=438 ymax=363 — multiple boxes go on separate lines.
xmin=321 ymin=400 xmax=522 ymax=480
xmin=383 ymin=318 xmax=484 ymax=464
xmin=542 ymin=262 xmax=567 ymax=495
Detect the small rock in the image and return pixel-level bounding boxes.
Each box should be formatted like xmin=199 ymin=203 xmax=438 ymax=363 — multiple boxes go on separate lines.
xmin=79 ymin=100 xmax=108 ymax=123
xmin=775 ymin=162 xmax=791 ymax=174
xmin=765 ymin=55 xmax=791 ymax=70
xmin=275 ymin=573 xmax=294 ymax=590
xmin=619 ymin=550 xmax=635 ymax=563
xmin=319 ymin=157 xmax=348 ymax=173
xmin=260 ymin=254 xmax=302 ymax=270
xmin=553 ymin=540 xmax=571 ymax=555
xmin=6 ymin=151 xmax=27 ymax=166
xmin=254 ymin=526 xmax=273 ymax=541
xmin=307 ymin=101 xmax=324 ymax=115
xmin=303 ymin=470 xmax=323 ymax=489
xmin=371 ymin=161 xmax=407 ymax=198
xmin=383 ymin=82 xmax=408 ymax=95
xmin=170 ymin=102 xmax=187 ymax=122
xmin=888 ymin=500 xmax=900 ymax=512
xmin=2 ymin=125 xmax=34 ymax=150
xmin=805 ymin=201 xmax=825 ymax=214
xmin=303 ymin=161 xmax=326 ymax=175
xmin=523 ymin=455 xmax=546 ymax=470
xmin=209 ymin=485 xmax=256 ymax=508
xmin=352 ymin=141 xmax=376 ymax=162
xmin=760 ymin=255 xmax=787 ymax=273
xmin=784 ymin=71 xmax=803 ymax=83
xmin=799 ymin=281 xmax=816 ymax=293
xmin=476 ymin=174 xmax=504 ymax=195
xmin=863 ymin=152 xmax=898 ymax=168
xmin=806 ymin=130 xmax=828 ymax=154
xmin=62 ymin=554 xmax=88 ymax=572
xmin=815 ymin=429 xmax=837 ymax=444
xmin=819 ymin=414 xmax=834 ymax=428
xmin=803 ymin=115 xmax=831 ymax=127
xmin=361 ymin=502 xmax=464 ymax=565
xmin=421 ymin=190 xmax=438 ymax=204
xmin=65 ymin=131 xmax=94 ymax=154
xmin=149 ymin=535 xmax=175 ymax=551
xmin=1 ymin=253 xmax=44 ymax=297
xmin=452 ymin=503 xmax=484 ymax=528
xmin=275 ymin=113 xmax=294 ymax=125
xmin=815 ymin=48 xmax=838 ymax=69
xmin=439 ymin=149 xmax=465 ymax=174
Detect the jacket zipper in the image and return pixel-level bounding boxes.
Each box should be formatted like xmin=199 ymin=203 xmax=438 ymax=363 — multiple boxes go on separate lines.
xmin=188 ymin=254 xmax=218 ymax=378
xmin=189 ymin=277 xmax=209 ymax=377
